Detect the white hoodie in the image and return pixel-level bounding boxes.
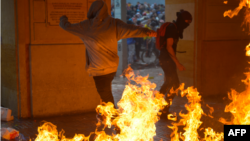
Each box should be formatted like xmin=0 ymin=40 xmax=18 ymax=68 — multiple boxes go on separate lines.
xmin=60 ymin=0 xmax=151 ymax=76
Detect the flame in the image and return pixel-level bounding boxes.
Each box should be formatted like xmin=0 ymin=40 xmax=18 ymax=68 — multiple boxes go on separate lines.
xmin=224 ymin=0 xmax=250 ymax=32
xmin=246 ymin=43 xmax=250 ymax=56
xmin=216 ymin=45 xmax=250 ymax=141
xmin=243 ymin=6 xmax=250 ymax=33
xmin=203 ymin=128 xmax=224 ymax=141
xmin=169 ymin=86 xmax=204 ymax=141
xmin=107 ymin=66 xmax=168 ymax=140
xmin=217 ymin=0 xmax=250 ymax=134
xmin=168 ymin=85 xmax=224 ymax=141
xmin=33 ymin=66 xmax=168 ymax=141
xmin=219 ymin=45 xmax=250 ymax=125
xmin=223 ymin=0 xmax=249 ymax=18
xmin=33 ymin=122 xmax=91 ymax=141
xmin=206 ymin=104 xmax=214 ymax=118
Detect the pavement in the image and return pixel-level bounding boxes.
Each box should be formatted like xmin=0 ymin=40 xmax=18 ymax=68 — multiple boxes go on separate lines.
xmin=1 ymin=63 xmax=230 ymax=141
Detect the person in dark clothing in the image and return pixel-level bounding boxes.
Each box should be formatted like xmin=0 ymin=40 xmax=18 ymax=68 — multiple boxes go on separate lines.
xmin=127 ymin=21 xmax=137 ymax=64
xmin=141 ymin=4 xmax=146 ymax=13
xmin=159 ymin=10 xmax=192 ymax=119
xmin=146 ymin=21 xmax=158 ymax=57
xmin=134 ymin=21 xmax=144 ymax=62
xmin=131 ymin=6 xmax=137 ymax=17
xmin=151 ymin=16 xmax=159 ymax=26
xmin=135 ymin=2 xmax=140 ymax=9
xmin=127 ymin=7 xmax=132 ymax=18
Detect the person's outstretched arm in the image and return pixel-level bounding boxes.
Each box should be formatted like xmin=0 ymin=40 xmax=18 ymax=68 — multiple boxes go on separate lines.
xmin=166 ymin=38 xmax=185 ymax=71
xmin=116 ymin=19 xmax=156 ymax=40
xmin=59 ymin=15 xmax=84 ymax=37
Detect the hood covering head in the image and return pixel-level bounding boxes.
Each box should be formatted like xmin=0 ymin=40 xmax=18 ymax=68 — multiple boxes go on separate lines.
xmin=174 ymin=10 xmax=192 ymax=39
xmin=87 ymin=0 xmax=109 ymax=20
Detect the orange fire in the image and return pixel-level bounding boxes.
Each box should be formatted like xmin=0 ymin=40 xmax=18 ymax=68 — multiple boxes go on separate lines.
xmin=224 ymin=0 xmax=250 ymax=32
xmin=219 ymin=44 xmax=250 ymax=125
xmin=203 ymin=128 xmax=224 ymax=141
xmin=246 ymin=43 xmax=250 ymax=56
xmin=218 ymin=0 xmax=250 ymax=126
xmin=33 ymin=122 xmax=91 ymax=141
xmin=168 ymin=85 xmax=224 ymax=141
xmin=95 ymin=66 xmax=168 ymax=140
xmin=32 ymin=66 xmax=168 ymax=141
xmin=224 ymin=0 xmax=249 ymax=18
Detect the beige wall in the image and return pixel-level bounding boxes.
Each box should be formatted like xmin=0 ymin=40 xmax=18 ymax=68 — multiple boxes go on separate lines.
xmin=16 ymin=0 xmax=33 ymax=118
xmin=1 ymin=0 xmax=18 ymax=116
xmin=196 ymin=0 xmax=250 ymax=97
xmin=1 ymin=0 xmax=112 ymax=118
xmin=30 ymin=44 xmax=100 ymax=117
xmin=28 ymin=0 xmax=111 ymax=117
xmin=165 ymin=0 xmax=195 ymax=87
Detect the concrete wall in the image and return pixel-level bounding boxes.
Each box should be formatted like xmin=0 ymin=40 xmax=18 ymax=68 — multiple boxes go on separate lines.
xmin=165 ymin=0 xmax=195 ymax=87
xmin=1 ymin=0 xmax=18 ymax=116
xmin=196 ymin=0 xmax=250 ymax=97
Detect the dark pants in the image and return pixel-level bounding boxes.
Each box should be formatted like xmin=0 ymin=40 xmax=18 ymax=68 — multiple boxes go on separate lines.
xmin=159 ymin=59 xmax=180 ymax=112
xmin=146 ymin=41 xmax=153 ymax=57
xmin=135 ymin=38 xmax=143 ymax=60
xmin=135 ymin=43 xmax=141 ymax=60
xmin=93 ymin=72 xmax=116 ymax=104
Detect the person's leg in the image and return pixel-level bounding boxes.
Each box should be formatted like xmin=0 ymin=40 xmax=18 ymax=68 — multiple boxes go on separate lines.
xmin=160 ymin=72 xmax=179 ymax=120
xmin=163 ymin=68 xmax=180 ymax=116
xmin=138 ymin=41 xmax=142 ymax=59
xmin=159 ymin=62 xmax=171 ymax=119
xmin=159 ymin=60 xmax=171 ymax=95
xmin=93 ymin=72 xmax=120 ymax=135
xmin=93 ymin=72 xmax=116 ymax=105
xmin=148 ymin=41 xmax=153 ymax=57
xmin=135 ymin=44 xmax=140 ymax=61
xmin=166 ymin=69 xmax=180 ymax=102
xmin=127 ymin=44 xmax=131 ymax=64
xmin=128 ymin=44 xmax=134 ymax=64
xmin=159 ymin=60 xmax=179 ymax=119
xmin=131 ymin=44 xmax=136 ymax=62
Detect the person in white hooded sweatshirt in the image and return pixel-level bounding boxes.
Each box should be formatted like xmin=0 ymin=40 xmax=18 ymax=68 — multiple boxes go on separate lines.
xmin=60 ymin=0 xmax=156 ymax=107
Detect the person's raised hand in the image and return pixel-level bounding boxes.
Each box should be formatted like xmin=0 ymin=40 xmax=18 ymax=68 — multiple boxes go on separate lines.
xmin=60 ymin=15 xmax=68 ymax=20
xmin=147 ymin=30 xmax=157 ymax=37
